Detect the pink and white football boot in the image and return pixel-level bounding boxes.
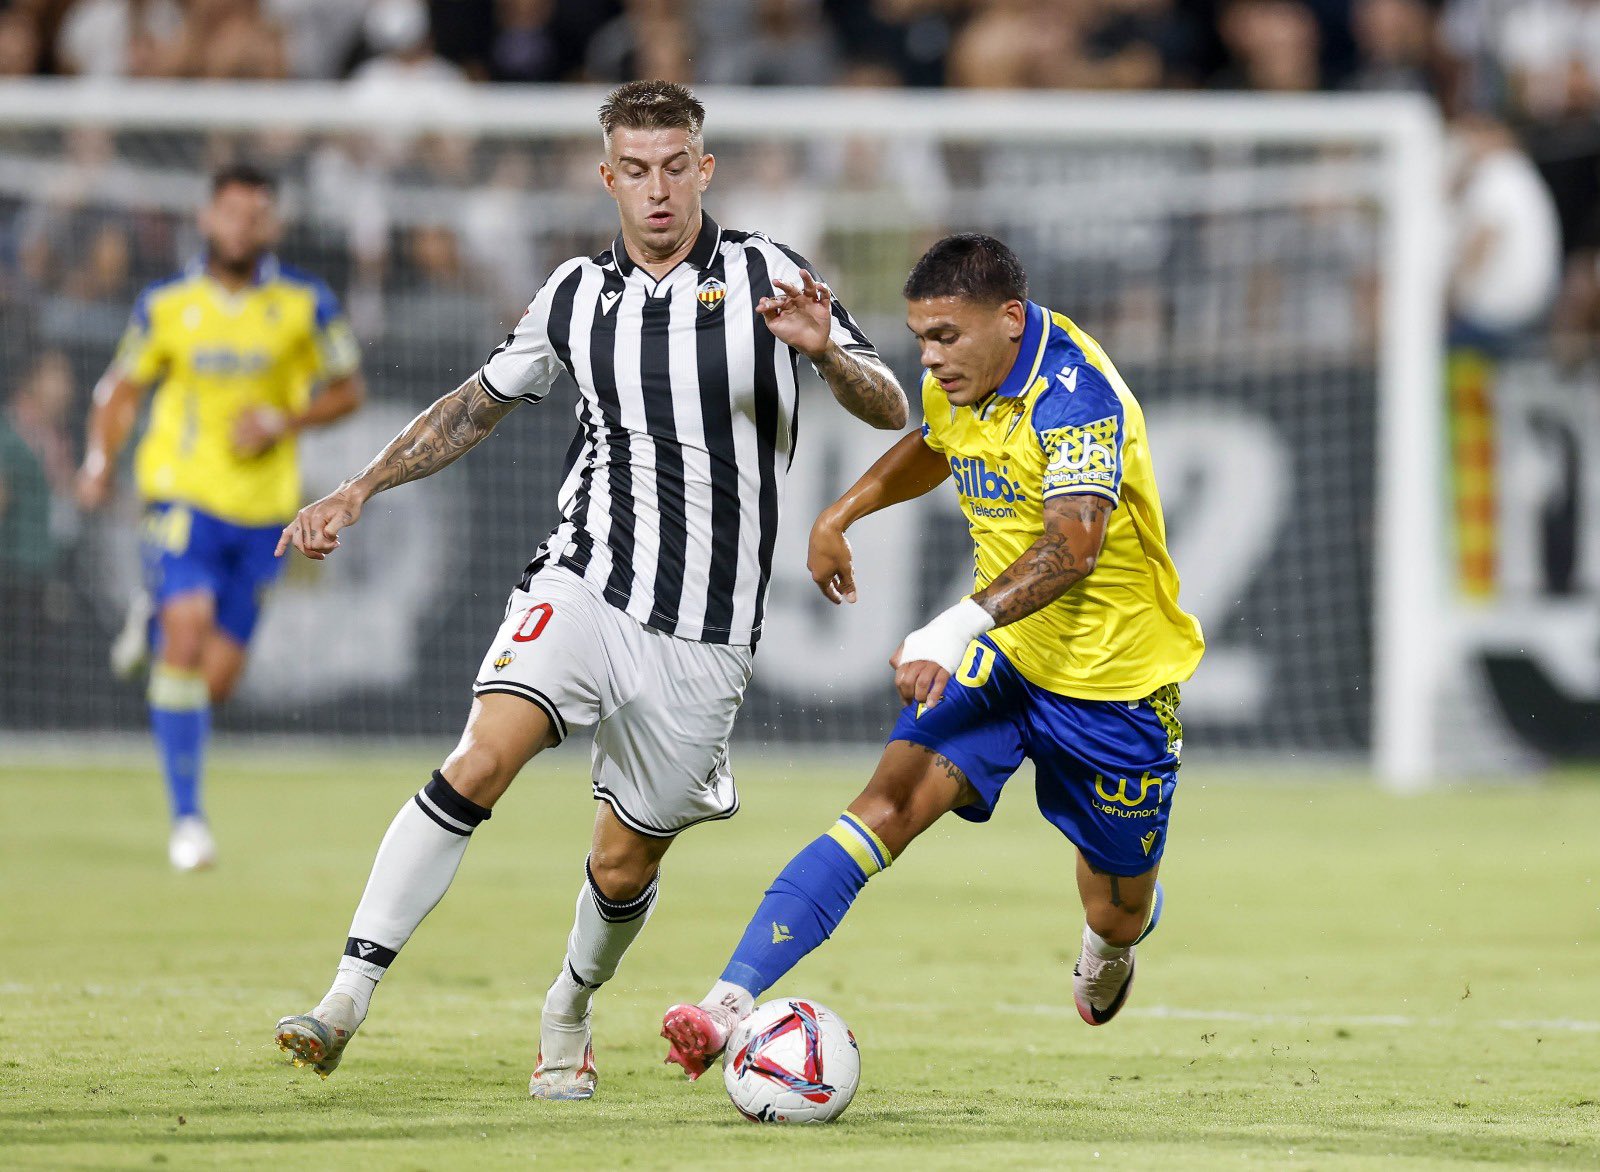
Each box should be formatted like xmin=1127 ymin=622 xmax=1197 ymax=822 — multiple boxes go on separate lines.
xmin=660 ymin=1000 xmax=744 ymax=1080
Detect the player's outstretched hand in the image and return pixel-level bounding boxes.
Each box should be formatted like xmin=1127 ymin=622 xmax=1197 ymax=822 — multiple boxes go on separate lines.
xmin=808 ymin=516 xmax=857 ymax=605
xmin=889 ymin=642 xmax=952 ymax=709
xmin=756 ymin=269 xmax=832 ymax=360
xmin=277 ymin=488 xmax=364 ymax=560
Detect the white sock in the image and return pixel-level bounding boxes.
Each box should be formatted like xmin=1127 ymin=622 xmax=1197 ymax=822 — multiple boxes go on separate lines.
xmin=1084 ymin=924 xmax=1130 ymax=961
xmin=323 ymin=969 xmax=378 ymax=1024
xmin=328 ymin=772 xmax=492 ymax=1002
xmin=545 ymin=856 xmax=659 ymax=1020
xmin=702 ymin=979 xmax=755 ymax=1021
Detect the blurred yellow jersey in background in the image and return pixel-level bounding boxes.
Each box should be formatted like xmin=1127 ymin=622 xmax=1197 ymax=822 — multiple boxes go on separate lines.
xmin=116 ymin=257 xmax=360 ymax=526
xmin=920 ymin=300 xmax=1204 ymax=701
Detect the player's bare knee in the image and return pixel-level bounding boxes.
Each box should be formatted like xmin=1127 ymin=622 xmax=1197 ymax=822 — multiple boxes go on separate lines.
xmin=438 ymin=743 xmax=518 ymax=808
xmin=158 ymin=613 xmax=209 ymax=669
xmin=206 ymin=663 xmax=245 ymax=705
xmin=848 ymin=789 xmax=915 ymax=846
xmin=587 ymin=849 xmax=656 ymax=902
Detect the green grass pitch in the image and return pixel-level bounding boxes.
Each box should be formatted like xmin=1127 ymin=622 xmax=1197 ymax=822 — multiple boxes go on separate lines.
xmin=3 ymin=752 xmax=1598 ymax=1169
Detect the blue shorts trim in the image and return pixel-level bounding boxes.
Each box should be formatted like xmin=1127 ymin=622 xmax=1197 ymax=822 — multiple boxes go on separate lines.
xmin=139 ymin=502 xmax=285 ymax=645
xmin=887 ymin=636 xmax=1181 ymax=877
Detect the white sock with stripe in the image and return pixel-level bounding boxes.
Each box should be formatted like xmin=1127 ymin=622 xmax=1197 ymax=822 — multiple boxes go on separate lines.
xmin=544 ymin=856 xmax=659 ymax=1022
xmin=322 ymin=771 xmax=492 ymax=1023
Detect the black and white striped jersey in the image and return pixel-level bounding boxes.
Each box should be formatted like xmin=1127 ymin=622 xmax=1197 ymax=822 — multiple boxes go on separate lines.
xmin=479 ymin=213 xmax=880 ymax=647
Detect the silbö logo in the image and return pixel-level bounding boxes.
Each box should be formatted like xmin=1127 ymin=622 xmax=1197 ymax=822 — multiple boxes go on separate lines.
xmin=951 ymin=455 xmax=1022 ymax=517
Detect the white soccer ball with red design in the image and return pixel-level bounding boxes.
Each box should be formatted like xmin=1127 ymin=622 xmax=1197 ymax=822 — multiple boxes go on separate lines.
xmin=722 ymin=998 xmax=860 ymax=1123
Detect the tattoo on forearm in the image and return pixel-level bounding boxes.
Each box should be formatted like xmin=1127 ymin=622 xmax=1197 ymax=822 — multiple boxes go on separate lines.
xmin=975 ymin=494 xmax=1113 ymax=627
xmin=815 ymin=344 xmax=908 ymax=430
xmin=355 ymin=374 xmax=514 ymax=495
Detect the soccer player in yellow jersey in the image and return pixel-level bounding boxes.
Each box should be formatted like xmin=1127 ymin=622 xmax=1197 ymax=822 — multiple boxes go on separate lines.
xmin=75 ymin=164 xmax=364 ymax=870
xmin=662 ymin=233 xmax=1204 ymax=1076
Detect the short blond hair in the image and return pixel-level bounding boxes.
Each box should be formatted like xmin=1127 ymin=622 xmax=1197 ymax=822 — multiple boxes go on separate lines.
xmin=598 ymin=80 xmax=705 ymax=147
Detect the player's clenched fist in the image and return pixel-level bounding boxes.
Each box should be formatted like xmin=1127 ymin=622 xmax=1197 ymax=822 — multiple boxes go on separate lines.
xmin=277 ymin=488 xmax=364 ymax=560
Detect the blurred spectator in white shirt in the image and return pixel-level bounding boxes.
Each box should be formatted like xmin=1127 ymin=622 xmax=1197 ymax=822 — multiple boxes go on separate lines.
xmin=264 ymin=0 xmax=369 ymax=79
xmin=1442 ymin=0 xmax=1600 ymax=120
xmin=55 ymin=0 xmax=182 ymax=77
xmin=1449 ymin=116 xmax=1562 ymax=342
xmin=350 ymin=0 xmax=468 ymax=91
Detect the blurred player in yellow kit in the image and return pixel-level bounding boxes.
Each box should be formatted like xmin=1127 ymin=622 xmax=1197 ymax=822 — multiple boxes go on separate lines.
xmin=76 ymin=164 xmax=364 ymax=870
xmin=663 ymin=233 xmax=1204 ymax=1077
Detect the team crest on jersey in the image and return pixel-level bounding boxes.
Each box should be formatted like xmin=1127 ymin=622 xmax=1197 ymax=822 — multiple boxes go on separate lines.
xmin=493 ymin=648 xmax=516 ymax=672
xmin=696 ymin=276 xmax=726 ymax=310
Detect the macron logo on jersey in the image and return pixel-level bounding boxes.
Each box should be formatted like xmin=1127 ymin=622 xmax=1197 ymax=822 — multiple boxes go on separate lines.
xmin=1057 ymin=366 xmax=1079 ymax=392
xmin=600 ymin=290 xmax=621 ymax=315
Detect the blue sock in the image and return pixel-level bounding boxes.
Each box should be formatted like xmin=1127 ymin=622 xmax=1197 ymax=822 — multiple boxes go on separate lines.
xmin=720 ymin=812 xmax=893 ymax=998
xmin=149 ymin=665 xmax=210 ymax=821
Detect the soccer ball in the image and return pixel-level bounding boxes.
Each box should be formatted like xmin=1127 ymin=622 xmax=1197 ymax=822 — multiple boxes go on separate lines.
xmin=722 ymin=998 xmax=860 ymax=1124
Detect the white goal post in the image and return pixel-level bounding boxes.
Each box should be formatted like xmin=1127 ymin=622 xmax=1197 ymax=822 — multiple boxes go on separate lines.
xmin=0 ymin=81 xmax=1447 ymax=787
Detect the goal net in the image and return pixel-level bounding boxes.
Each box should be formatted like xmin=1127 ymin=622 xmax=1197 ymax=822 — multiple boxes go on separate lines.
xmin=0 ymin=83 xmax=1449 ymax=784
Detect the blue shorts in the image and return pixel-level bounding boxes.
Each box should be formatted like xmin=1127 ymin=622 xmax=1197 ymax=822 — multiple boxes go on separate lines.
xmin=888 ymin=636 xmax=1183 ymax=877
xmin=140 ymin=502 xmax=285 ymax=645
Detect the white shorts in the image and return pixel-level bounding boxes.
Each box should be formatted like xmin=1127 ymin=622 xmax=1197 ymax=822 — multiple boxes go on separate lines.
xmin=473 ymin=566 xmax=755 ymax=837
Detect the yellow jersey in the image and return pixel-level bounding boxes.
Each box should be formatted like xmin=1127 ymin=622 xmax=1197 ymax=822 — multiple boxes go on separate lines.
xmin=920 ymin=300 xmax=1204 ymax=700
xmin=116 ymin=256 xmax=360 ymax=526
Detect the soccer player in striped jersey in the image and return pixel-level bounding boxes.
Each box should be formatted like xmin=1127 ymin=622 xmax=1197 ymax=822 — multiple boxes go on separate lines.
xmin=662 ymin=234 xmax=1205 ymax=1077
xmin=272 ymin=81 xmax=907 ymax=1098
xmin=75 ymin=164 xmax=364 ymax=871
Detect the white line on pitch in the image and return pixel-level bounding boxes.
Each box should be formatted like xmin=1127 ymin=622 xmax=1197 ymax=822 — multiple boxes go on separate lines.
xmin=1000 ymin=1002 xmax=1600 ymax=1033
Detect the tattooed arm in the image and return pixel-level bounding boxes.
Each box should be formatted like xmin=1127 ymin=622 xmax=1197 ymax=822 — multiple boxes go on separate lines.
xmin=972 ymin=493 xmax=1114 ymax=626
xmin=276 ymin=373 xmax=515 ymax=560
xmin=891 ymin=492 xmax=1114 ymax=708
xmin=812 ymin=342 xmax=909 ymax=430
xmin=754 ymin=268 xmax=908 ymax=430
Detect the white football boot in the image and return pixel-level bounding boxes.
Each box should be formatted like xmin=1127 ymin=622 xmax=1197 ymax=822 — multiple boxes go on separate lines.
xmin=167 ymin=816 xmax=216 ymax=872
xmin=1073 ymin=925 xmax=1137 ymax=1025
xmin=110 ymin=591 xmax=153 ymax=680
xmin=276 ymin=993 xmax=362 ymax=1078
xmin=529 ymin=1008 xmax=598 ymax=1100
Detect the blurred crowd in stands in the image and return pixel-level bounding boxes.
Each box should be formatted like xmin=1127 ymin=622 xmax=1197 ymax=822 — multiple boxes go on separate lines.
xmin=2 ymin=0 xmax=1598 ymax=634
xmin=0 ymin=1 xmax=1590 ymax=352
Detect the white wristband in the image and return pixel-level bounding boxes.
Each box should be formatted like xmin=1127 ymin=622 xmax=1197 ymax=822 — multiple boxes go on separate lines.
xmin=899 ymin=598 xmax=995 ymax=674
